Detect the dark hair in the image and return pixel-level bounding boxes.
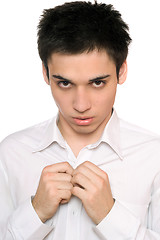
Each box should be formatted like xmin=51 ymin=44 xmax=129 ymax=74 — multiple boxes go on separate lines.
xmin=37 ymin=1 xmax=132 ymax=79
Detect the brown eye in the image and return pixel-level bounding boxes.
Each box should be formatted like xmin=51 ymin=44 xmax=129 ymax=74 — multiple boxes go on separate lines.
xmin=58 ymin=81 xmax=71 ymax=88
xmin=95 ymin=81 xmax=102 ymax=85
xmin=92 ymin=80 xmax=105 ymax=88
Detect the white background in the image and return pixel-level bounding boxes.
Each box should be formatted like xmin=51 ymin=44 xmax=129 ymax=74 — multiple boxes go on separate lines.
xmin=0 ymin=0 xmax=160 ymax=141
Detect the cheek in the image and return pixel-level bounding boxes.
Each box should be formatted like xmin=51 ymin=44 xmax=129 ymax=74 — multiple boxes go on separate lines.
xmin=93 ymin=89 xmax=116 ymax=108
xmin=51 ymin=91 xmax=71 ymax=111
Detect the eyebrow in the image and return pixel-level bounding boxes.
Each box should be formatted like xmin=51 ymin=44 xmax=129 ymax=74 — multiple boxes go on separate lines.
xmin=52 ymin=74 xmax=111 ymax=82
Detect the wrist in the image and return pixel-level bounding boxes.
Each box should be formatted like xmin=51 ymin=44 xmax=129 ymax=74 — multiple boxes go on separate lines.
xmin=32 ymin=196 xmax=48 ymax=223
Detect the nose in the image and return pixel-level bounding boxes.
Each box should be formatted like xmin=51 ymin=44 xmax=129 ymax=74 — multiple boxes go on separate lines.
xmin=73 ymin=87 xmax=91 ymax=113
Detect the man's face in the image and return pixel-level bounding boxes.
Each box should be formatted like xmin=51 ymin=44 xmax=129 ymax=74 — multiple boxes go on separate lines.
xmin=44 ymin=50 xmax=126 ymax=138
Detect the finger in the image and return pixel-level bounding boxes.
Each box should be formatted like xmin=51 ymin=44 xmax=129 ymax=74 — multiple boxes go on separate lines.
xmin=46 ymin=172 xmax=72 ymax=182
xmin=55 ymin=181 xmax=73 ymax=190
xmin=73 ymin=165 xmax=101 ymax=187
xmin=58 ymin=189 xmax=72 ymax=202
xmin=71 ymin=172 xmax=94 ymax=191
xmin=43 ymin=162 xmax=73 ymax=175
xmin=79 ymin=161 xmax=108 ymax=181
xmin=72 ymin=186 xmax=86 ymax=201
xmin=60 ymin=199 xmax=69 ymax=204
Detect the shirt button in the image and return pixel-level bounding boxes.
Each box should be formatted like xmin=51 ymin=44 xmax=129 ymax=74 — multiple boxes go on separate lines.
xmin=72 ymin=210 xmax=78 ymax=216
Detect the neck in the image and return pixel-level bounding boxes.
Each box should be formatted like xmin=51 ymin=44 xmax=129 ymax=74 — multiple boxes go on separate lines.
xmin=57 ymin=112 xmax=112 ymax=157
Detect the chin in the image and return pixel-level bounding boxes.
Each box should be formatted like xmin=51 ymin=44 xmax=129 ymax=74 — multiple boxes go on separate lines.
xmin=72 ymin=125 xmax=97 ymax=135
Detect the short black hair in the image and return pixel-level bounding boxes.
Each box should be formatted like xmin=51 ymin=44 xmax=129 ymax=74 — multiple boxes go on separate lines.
xmin=37 ymin=1 xmax=132 ymax=79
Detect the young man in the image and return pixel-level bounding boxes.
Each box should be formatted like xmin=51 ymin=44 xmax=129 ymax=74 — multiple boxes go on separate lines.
xmin=0 ymin=1 xmax=160 ymax=239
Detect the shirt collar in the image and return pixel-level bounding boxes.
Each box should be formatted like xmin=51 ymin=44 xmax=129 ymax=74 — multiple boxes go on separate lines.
xmin=32 ymin=109 xmax=123 ymax=160
xmin=87 ymin=109 xmax=123 ymax=160
xmin=32 ymin=115 xmax=66 ymax=153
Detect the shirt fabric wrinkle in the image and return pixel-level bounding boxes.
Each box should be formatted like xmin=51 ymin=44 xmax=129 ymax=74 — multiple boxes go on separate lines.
xmin=0 ymin=109 xmax=160 ymax=239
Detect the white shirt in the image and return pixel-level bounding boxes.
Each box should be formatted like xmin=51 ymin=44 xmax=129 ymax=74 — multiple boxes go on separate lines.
xmin=0 ymin=110 xmax=160 ymax=240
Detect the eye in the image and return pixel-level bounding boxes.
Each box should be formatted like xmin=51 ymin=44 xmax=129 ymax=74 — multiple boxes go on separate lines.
xmin=92 ymin=80 xmax=106 ymax=88
xmin=58 ymin=80 xmax=72 ymax=88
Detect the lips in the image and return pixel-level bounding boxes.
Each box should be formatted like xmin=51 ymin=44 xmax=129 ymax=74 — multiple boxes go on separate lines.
xmin=73 ymin=117 xmax=93 ymax=126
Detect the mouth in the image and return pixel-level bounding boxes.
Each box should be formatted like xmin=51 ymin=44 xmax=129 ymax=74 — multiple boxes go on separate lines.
xmin=73 ymin=117 xmax=93 ymax=126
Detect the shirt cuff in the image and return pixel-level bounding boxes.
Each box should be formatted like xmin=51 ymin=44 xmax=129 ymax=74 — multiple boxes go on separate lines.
xmin=8 ymin=197 xmax=54 ymax=239
xmin=94 ymin=200 xmax=141 ymax=240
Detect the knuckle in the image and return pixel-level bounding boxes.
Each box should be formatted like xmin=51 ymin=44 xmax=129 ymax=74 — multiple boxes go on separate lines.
xmin=42 ymin=172 xmax=52 ymax=182
xmin=103 ymin=172 xmax=109 ymax=182
xmin=42 ymin=166 xmax=49 ymax=174
xmin=83 ymin=161 xmax=90 ymax=166
xmin=67 ymin=190 xmax=72 ymax=198
xmin=63 ymin=190 xmax=72 ymax=200
xmin=65 ymin=182 xmax=72 ymax=190
xmin=76 ymin=165 xmax=83 ymax=173
xmin=74 ymin=173 xmax=81 ymax=181
xmin=98 ymin=177 xmax=106 ymax=189
xmin=67 ymin=174 xmax=72 ymax=182
xmin=68 ymin=182 xmax=73 ymax=189
xmin=64 ymin=162 xmax=73 ymax=173
xmin=64 ymin=161 xmax=70 ymax=168
xmin=42 ymin=172 xmax=49 ymax=182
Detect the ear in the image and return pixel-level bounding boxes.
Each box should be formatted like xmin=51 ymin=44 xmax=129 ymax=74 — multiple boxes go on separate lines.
xmin=42 ymin=62 xmax=50 ymax=85
xmin=118 ymin=60 xmax=127 ymax=85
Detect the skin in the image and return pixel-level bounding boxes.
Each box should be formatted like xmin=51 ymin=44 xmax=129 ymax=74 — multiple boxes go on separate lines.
xmin=32 ymin=49 xmax=127 ymax=224
xmin=71 ymin=161 xmax=115 ymax=224
xmin=32 ymin=162 xmax=73 ymax=223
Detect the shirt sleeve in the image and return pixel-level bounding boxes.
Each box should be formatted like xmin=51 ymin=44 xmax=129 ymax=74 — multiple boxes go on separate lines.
xmin=94 ymin=172 xmax=160 ymax=240
xmin=0 ymin=156 xmax=54 ymax=240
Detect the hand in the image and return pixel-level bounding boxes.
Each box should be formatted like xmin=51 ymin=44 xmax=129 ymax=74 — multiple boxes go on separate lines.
xmin=32 ymin=162 xmax=73 ymax=223
xmin=71 ymin=161 xmax=114 ymax=224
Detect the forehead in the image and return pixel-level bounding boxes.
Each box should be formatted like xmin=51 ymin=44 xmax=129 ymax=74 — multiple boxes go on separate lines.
xmin=48 ymin=50 xmax=116 ymax=82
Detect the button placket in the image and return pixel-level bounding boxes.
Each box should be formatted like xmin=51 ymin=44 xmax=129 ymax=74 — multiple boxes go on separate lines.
xmin=65 ymin=196 xmax=82 ymax=240
xmin=64 ymin=145 xmax=94 ymax=240
xmin=65 ymin=142 xmax=77 ymax=168
xmin=75 ymin=148 xmax=93 ymax=168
